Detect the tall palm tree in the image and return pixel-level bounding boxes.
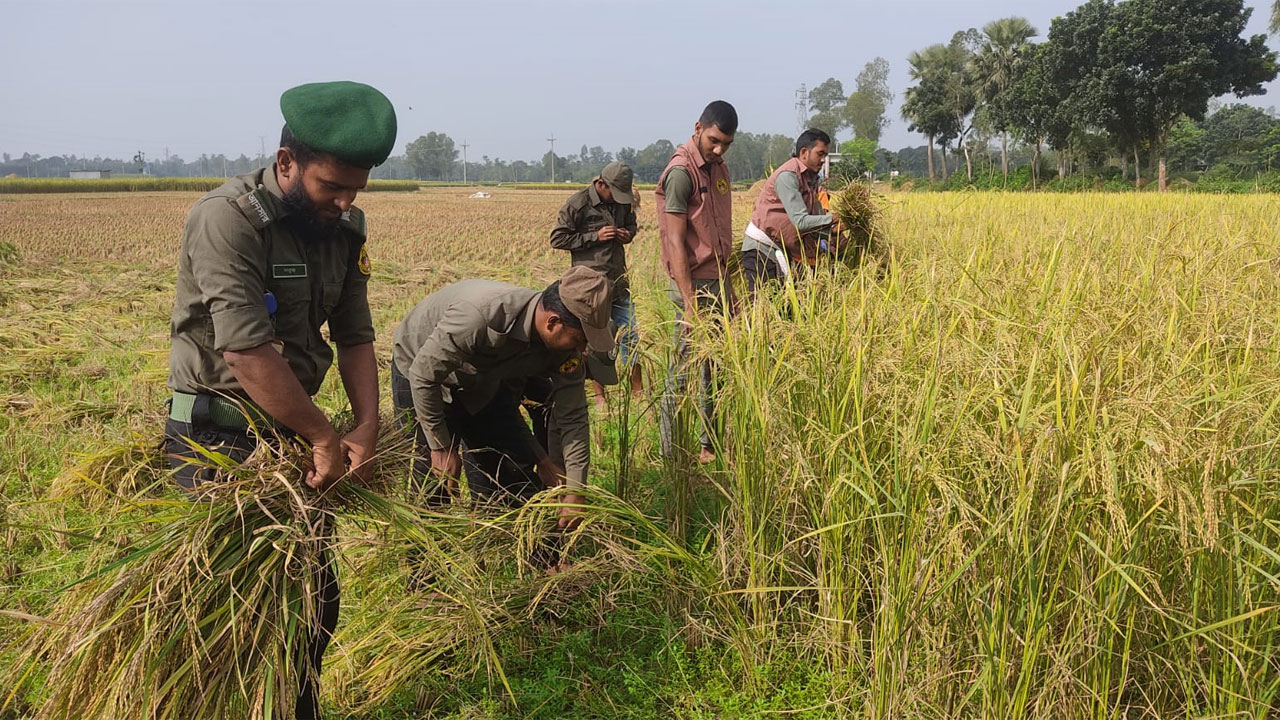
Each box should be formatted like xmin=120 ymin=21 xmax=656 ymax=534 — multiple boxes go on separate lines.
xmin=1271 ymin=1 xmax=1280 ymax=34
xmin=901 ymin=86 xmax=934 ymax=181
xmin=974 ymin=17 xmax=1038 ymax=181
xmin=906 ymin=45 xmax=950 ymax=181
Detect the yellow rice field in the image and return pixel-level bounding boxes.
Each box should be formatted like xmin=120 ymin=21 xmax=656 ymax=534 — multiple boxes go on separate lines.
xmin=2 ymin=187 xmax=1279 ymax=718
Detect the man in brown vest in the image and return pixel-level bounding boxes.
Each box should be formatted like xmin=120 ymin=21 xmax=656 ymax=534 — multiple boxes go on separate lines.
xmin=655 ymin=100 xmax=737 ymax=464
xmin=741 ymin=128 xmax=836 ymax=294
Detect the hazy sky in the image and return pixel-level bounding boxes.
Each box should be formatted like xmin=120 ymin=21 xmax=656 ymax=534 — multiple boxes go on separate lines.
xmin=3 ymin=0 xmax=1279 ymax=163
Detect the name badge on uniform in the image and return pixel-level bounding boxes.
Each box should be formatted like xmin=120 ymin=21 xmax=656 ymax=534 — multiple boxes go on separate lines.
xmin=272 ymin=264 xmax=308 ymax=279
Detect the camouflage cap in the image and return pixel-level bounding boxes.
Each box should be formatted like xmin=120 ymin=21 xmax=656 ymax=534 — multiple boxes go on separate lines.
xmin=600 ymin=161 xmax=634 ymax=204
xmin=280 ymin=81 xmax=398 ymax=168
xmin=558 ymin=266 xmax=614 ymax=354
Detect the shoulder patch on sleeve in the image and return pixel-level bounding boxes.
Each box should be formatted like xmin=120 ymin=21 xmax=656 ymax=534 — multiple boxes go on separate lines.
xmin=356 ymin=244 xmax=372 ymax=275
xmin=234 ymin=188 xmax=276 ymax=230
xmin=559 ymin=354 xmax=582 ymax=376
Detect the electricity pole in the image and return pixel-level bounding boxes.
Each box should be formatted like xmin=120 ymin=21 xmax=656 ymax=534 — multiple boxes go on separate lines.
xmin=547 ymin=133 xmax=556 ymax=183
xmin=795 ymin=83 xmax=808 ymax=134
xmin=259 ymin=136 xmax=266 ymax=167
xmin=461 ymin=140 xmax=469 ymax=184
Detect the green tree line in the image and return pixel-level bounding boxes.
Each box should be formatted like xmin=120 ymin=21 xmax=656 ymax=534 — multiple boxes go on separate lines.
xmin=1 ymin=132 xmax=800 ymax=186
xmin=398 ymin=132 xmax=799 ymax=184
xmin=894 ymin=0 xmax=1277 ymax=190
xmin=0 ymin=152 xmax=277 ymax=180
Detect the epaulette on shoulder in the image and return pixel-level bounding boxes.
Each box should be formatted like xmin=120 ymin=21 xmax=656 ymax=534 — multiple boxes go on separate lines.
xmin=340 ymin=205 xmax=367 ymax=238
xmin=234 ymin=187 xmax=277 ymax=230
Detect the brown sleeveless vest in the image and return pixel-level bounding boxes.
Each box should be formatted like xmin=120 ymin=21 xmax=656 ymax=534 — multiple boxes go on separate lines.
xmin=655 ymin=138 xmax=733 ymax=281
xmin=751 ymin=156 xmax=821 ymax=265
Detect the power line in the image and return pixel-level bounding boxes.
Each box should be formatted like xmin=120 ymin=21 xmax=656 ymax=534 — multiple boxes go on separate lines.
xmin=460 ymin=140 xmax=469 ymax=184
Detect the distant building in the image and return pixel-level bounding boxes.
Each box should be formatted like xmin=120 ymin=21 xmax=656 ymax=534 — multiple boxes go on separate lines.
xmin=822 ymin=153 xmax=842 ymax=177
xmin=70 ymin=170 xmax=111 ymax=179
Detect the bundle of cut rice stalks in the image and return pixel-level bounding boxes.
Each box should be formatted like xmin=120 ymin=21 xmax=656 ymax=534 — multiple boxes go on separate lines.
xmin=3 ymin=420 xmax=413 ymax=720
xmin=827 ymin=182 xmax=888 ymax=269
xmin=326 ymin=488 xmax=723 ymax=714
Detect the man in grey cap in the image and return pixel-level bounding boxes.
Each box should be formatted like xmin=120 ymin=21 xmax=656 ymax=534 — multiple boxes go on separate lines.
xmin=391 ymin=266 xmax=614 ymax=527
xmin=550 ymin=161 xmax=642 ymax=407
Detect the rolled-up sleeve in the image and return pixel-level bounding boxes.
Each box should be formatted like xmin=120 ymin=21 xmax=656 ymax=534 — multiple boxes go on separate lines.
xmin=407 ymin=303 xmax=487 ymax=451
xmin=185 ymin=199 xmax=274 ymax=353
xmin=328 ymin=240 xmax=375 ymax=346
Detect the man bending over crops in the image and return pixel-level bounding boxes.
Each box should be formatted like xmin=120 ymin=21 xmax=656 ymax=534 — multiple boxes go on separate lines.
xmin=390 ymin=266 xmax=613 ymax=526
xmin=164 ymin=81 xmax=396 ymax=720
xmin=656 ymin=100 xmax=737 ymax=465
xmin=741 ymin=128 xmax=838 ymax=294
xmin=550 ymin=161 xmax=642 ymax=407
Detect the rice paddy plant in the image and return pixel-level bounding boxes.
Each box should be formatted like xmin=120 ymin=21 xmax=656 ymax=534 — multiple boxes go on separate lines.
xmin=599 ymin=347 xmax=664 ymax=505
xmin=676 ymin=192 xmax=1280 ymax=717
xmin=4 ymin=412 xmax=744 ymax=718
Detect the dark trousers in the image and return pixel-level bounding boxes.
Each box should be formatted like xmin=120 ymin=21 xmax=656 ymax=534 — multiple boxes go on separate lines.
xmin=390 ymin=363 xmax=543 ymax=506
xmin=742 ymin=247 xmax=788 ymax=296
xmin=659 ymin=279 xmax=722 ymax=454
xmin=163 ymin=416 xmax=338 ymax=720
xmin=741 ymin=247 xmax=825 ymax=298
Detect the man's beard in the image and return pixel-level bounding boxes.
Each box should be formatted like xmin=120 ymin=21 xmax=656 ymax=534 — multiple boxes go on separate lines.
xmin=281 ymin=179 xmax=341 ymax=241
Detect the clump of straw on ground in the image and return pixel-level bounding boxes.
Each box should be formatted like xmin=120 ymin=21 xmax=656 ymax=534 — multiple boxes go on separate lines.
xmin=47 ymin=430 xmax=168 ymax=510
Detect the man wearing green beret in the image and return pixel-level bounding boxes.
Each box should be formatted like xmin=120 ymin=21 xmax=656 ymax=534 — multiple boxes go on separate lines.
xmin=164 ymin=80 xmax=396 ymax=720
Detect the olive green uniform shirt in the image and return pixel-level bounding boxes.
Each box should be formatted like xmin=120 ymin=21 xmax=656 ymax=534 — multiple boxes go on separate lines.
xmin=549 ymin=184 xmax=639 ymax=294
xmin=168 ymin=164 xmax=374 ymax=398
xmin=391 ymin=280 xmax=591 ymax=487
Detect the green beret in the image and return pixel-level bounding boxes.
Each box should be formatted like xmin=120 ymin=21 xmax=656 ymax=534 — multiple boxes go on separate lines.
xmin=280 ymin=81 xmax=397 ymax=167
